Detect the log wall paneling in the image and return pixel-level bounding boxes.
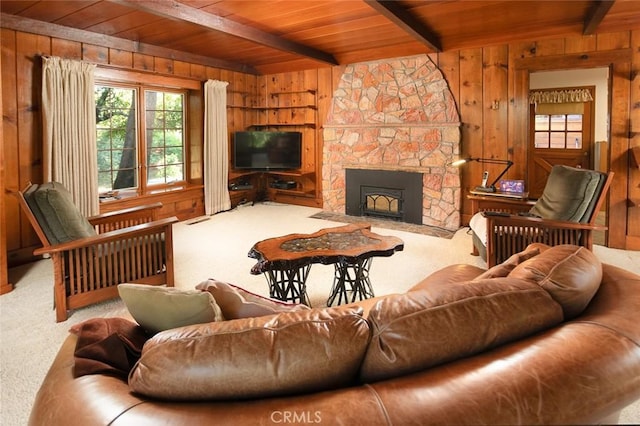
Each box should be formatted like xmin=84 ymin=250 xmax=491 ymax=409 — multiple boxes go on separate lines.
xmin=456 ymin=48 xmax=484 ymax=217
xmin=482 ymin=45 xmax=510 ymax=184
xmin=628 ymin=31 xmax=640 ymax=249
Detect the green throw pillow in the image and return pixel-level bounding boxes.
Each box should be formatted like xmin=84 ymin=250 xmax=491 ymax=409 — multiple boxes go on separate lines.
xmin=118 ymin=284 xmax=224 ymax=334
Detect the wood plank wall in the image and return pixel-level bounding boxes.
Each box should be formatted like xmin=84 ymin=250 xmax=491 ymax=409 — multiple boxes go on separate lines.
xmin=2 ymin=27 xmax=639 ymax=276
xmin=1 ymin=28 xmax=258 ymax=267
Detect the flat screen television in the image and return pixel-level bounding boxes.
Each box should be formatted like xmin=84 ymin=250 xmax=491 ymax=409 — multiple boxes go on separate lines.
xmin=233 ymin=131 xmax=302 ymax=170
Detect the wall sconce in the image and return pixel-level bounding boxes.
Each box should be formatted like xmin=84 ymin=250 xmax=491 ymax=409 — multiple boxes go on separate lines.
xmin=450 ymin=157 xmax=514 ymax=193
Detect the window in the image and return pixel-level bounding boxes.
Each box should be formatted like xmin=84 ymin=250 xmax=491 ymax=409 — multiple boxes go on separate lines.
xmin=534 ymin=114 xmax=583 ymax=149
xmin=95 ymin=84 xmax=186 ymax=194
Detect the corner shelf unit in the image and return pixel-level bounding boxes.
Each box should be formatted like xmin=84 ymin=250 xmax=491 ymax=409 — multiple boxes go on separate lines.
xmin=227 ymin=87 xmax=321 ymax=208
xmin=228 ymin=170 xmax=318 ymax=207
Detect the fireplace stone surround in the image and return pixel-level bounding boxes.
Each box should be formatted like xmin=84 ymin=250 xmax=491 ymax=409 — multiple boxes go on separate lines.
xmin=322 ymin=54 xmax=462 ymax=231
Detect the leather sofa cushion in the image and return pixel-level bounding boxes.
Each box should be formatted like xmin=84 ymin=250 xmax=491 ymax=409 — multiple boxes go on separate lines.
xmin=408 ymin=264 xmax=485 ymax=291
xmin=28 ymin=182 xmax=97 ymax=245
xmin=508 ymin=244 xmax=602 ymax=319
xmin=129 ymin=306 xmax=370 ymax=400
xmin=195 ymin=279 xmax=310 ymax=319
xmin=360 ymin=278 xmax=563 ymax=382
xmin=118 ymin=284 xmax=224 ymax=334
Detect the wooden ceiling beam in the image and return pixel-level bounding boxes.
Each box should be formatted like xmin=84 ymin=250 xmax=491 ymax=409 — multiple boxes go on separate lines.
xmin=0 ymin=13 xmax=259 ymax=75
xmin=112 ymin=0 xmax=339 ymax=66
xmin=365 ymin=0 xmax=442 ymax=52
xmin=583 ymin=0 xmax=615 ymax=35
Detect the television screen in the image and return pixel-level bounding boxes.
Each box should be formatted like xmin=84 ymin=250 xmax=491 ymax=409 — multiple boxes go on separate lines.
xmin=233 ymin=131 xmax=302 ymax=170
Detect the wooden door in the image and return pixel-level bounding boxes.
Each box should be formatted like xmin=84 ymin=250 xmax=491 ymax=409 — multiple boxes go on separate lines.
xmin=527 ymin=87 xmax=595 ymax=199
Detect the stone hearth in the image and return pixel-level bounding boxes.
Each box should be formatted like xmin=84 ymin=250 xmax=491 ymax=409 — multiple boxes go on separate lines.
xmin=322 ymin=54 xmax=461 ymax=230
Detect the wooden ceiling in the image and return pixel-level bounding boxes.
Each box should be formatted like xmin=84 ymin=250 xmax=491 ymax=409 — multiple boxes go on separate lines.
xmin=1 ymin=0 xmax=639 ymax=75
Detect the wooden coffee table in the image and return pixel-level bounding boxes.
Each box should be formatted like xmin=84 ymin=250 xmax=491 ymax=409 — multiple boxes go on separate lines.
xmin=248 ymin=223 xmax=404 ymax=306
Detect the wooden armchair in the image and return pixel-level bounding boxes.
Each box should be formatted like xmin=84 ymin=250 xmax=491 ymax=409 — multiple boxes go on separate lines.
xmin=17 ymin=182 xmax=178 ymax=322
xmin=469 ymin=166 xmax=614 ymax=267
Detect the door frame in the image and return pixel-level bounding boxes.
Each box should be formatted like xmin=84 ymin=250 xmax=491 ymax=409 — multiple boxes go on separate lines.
xmin=513 ymin=48 xmax=632 ymax=249
xmin=527 ymin=85 xmax=596 ymax=199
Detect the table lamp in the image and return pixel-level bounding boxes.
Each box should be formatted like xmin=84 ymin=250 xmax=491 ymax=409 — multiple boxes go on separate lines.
xmin=450 ymin=157 xmax=514 ymax=193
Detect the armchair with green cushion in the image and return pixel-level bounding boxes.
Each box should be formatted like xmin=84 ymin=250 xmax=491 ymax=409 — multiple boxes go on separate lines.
xmin=17 ymin=182 xmax=178 ymax=322
xmin=469 ymin=165 xmax=614 ymax=267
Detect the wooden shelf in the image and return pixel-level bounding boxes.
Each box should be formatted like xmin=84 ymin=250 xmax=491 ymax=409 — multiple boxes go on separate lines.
xmin=268 ymin=90 xmax=316 ymax=95
xmin=249 ymin=123 xmax=316 ymax=128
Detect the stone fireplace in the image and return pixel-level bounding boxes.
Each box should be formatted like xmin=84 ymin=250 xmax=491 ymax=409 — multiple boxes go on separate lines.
xmin=322 ymin=54 xmax=462 ymax=230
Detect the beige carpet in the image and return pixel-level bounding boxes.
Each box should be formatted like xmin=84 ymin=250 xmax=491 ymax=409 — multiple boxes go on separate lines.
xmin=2 ymin=201 xmax=639 ymax=425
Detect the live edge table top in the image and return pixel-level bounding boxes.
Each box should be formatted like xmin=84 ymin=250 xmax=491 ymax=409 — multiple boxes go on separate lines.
xmin=248 ymin=223 xmax=404 ymax=274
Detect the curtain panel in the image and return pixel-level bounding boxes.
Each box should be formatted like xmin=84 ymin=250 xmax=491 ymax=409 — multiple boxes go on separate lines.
xmin=42 ymin=56 xmax=99 ymax=216
xmin=204 ymin=80 xmax=231 ymax=215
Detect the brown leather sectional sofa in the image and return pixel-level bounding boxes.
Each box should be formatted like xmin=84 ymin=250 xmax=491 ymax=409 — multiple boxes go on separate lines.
xmin=30 ymin=244 xmax=640 ymax=425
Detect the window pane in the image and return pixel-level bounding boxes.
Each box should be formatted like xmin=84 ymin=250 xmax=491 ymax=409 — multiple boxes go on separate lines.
xmin=166 ymin=164 xmax=183 ymax=182
xmin=95 ymin=85 xmax=138 ymax=192
xmin=166 ymin=147 xmax=183 ymax=164
xmin=147 ymin=166 xmax=165 ymax=184
xmin=165 ymin=130 xmax=183 ymax=146
xmin=165 ymin=112 xmax=183 ymax=128
xmin=535 ymin=115 xmax=550 ymax=131
xmin=144 ymin=90 xmax=185 ymax=186
xmin=145 ymin=91 xmax=164 ymax=110
xmin=148 ymin=148 xmax=165 ymax=166
xmin=550 ymin=115 xmax=566 ymax=131
xmin=550 ymin=132 xmax=566 ymax=148
xmin=534 ymin=132 xmax=549 ymax=148
xmin=567 ymin=114 xmax=583 ymax=131
xmin=164 ymin=93 xmax=183 ymax=110
xmin=567 ymin=132 xmax=582 ymax=149
xmin=150 ymin=130 xmax=165 ymax=147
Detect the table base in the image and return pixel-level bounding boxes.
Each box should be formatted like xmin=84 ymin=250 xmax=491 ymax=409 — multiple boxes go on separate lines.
xmin=326 ymin=258 xmax=375 ymax=306
xmin=265 ymin=264 xmax=311 ymax=306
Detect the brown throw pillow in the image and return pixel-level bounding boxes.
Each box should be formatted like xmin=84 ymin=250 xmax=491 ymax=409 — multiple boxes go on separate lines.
xmin=70 ymin=317 xmax=150 ymax=379
xmin=195 ymin=279 xmax=309 ymax=319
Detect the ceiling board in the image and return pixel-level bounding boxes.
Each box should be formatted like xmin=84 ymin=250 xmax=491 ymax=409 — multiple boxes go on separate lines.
xmin=0 ymin=0 xmax=637 ymax=75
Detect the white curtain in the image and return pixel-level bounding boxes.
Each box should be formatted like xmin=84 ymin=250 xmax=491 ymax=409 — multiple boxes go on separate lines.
xmin=204 ymin=80 xmax=231 ymax=215
xmin=42 ymin=56 xmax=99 ymax=216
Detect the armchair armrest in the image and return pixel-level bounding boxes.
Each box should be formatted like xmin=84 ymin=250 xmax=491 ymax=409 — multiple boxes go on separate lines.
xmin=34 ymin=216 xmax=178 ymax=256
xmin=484 ymin=214 xmax=607 ymax=267
xmin=485 ymin=214 xmax=607 ymax=231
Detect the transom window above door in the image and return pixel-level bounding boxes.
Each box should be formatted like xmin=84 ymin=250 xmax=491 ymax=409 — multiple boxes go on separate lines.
xmin=95 ymin=84 xmax=186 ymax=194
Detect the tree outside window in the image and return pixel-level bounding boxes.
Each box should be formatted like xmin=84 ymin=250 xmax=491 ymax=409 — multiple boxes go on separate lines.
xmin=95 ymin=84 xmax=186 ymax=194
